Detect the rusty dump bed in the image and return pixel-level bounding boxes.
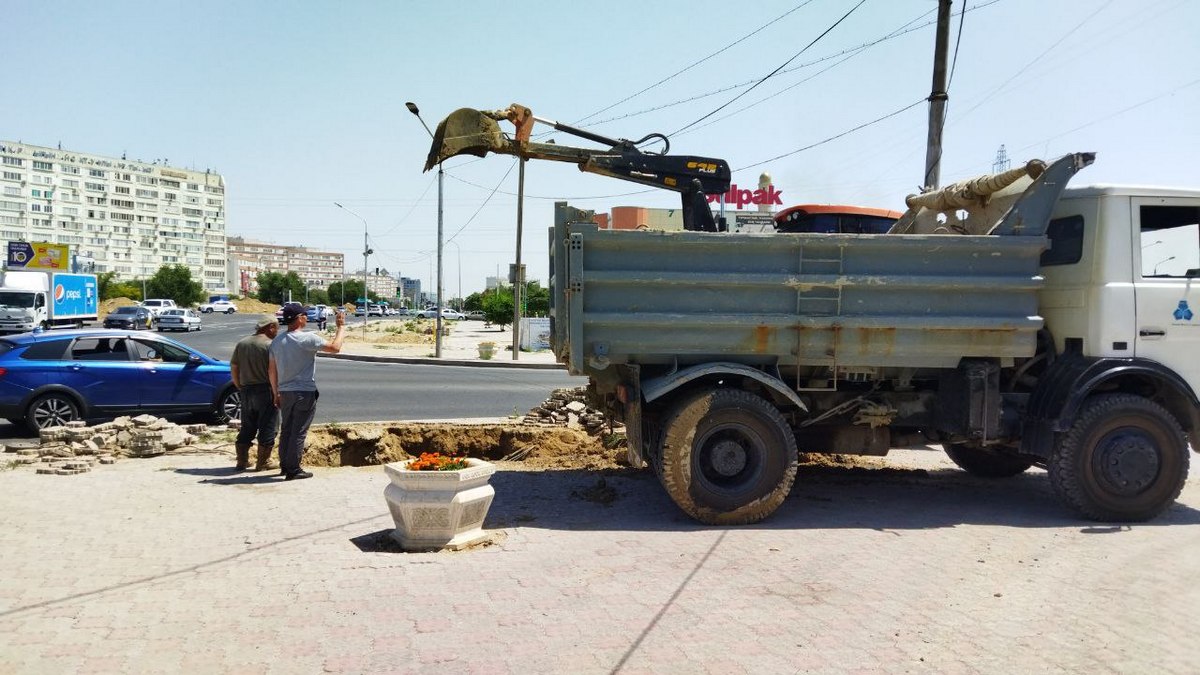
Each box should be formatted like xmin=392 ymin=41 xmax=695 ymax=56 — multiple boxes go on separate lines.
xmin=549 ymin=204 xmax=1048 ymax=379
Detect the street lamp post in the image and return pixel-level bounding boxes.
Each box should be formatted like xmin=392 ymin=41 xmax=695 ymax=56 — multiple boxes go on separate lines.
xmin=334 ymin=201 xmax=373 ymax=341
xmin=1154 ymin=256 xmax=1176 ymax=275
xmin=446 ymin=240 xmax=462 ymax=310
xmin=407 ymin=101 xmax=444 ymax=358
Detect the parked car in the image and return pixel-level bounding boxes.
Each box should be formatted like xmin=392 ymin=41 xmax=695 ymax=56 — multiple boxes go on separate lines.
xmin=353 ymin=306 xmax=366 ymax=317
xmin=395 ymin=308 xmax=412 ymax=317
xmin=140 ymin=299 xmax=177 ymax=317
xmin=103 ymin=306 xmax=154 ymax=330
xmin=0 ymin=329 xmax=238 ymax=431
xmin=464 ymin=310 xmax=486 ymax=320
xmin=156 ymin=308 xmax=202 ymax=332
xmin=368 ymin=304 xmax=384 ymax=317
xmin=276 ymin=306 xmax=287 ymax=324
xmin=198 ymin=300 xmax=238 ymax=314
xmin=416 ymin=307 xmax=464 ymax=320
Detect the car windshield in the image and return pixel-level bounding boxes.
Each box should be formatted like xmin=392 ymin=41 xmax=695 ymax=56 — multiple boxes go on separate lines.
xmin=113 ymin=307 xmax=139 ymax=314
xmin=0 ymin=291 xmax=36 ymax=309
xmin=162 ymin=309 xmax=184 ymax=316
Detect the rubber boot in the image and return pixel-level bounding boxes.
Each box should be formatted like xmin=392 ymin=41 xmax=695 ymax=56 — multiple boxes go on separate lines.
xmin=234 ymin=443 xmax=252 ymax=471
xmin=254 ymin=444 xmax=279 ymax=472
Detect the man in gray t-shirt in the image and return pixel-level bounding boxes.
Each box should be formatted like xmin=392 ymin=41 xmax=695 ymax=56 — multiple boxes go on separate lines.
xmin=268 ymin=302 xmax=346 ymax=480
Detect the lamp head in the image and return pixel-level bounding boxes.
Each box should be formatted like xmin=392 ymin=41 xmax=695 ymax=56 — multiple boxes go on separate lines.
xmin=405 ymin=102 xmax=420 ymax=116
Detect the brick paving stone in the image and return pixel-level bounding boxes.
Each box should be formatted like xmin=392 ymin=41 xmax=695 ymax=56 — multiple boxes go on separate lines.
xmin=1 ymin=450 xmax=1199 ymax=672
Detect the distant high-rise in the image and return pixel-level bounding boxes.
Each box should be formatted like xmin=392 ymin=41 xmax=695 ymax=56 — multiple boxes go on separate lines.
xmin=0 ymin=140 xmax=228 ymax=291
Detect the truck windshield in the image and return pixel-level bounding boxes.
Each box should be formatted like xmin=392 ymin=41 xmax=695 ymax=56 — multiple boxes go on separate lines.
xmin=0 ymin=291 xmax=36 ymax=309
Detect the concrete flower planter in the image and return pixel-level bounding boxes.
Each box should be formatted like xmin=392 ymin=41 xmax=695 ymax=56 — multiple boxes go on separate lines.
xmin=477 ymin=342 xmax=496 ymax=360
xmin=383 ymin=458 xmax=496 ymax=551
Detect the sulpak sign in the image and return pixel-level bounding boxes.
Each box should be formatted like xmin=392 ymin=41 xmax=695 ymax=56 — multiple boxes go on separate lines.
xmin=705 ymin=183 xmax=784 ymax=210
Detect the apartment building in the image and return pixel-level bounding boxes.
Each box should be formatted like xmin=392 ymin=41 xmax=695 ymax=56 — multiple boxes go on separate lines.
xmin=0 ymin=141 xmax=228 ymax=291
xmin=227 ymin=236 xmax=345 ymax=295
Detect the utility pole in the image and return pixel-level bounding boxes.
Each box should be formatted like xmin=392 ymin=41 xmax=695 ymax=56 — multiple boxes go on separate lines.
xmin=512 ymin=159 xmax=525 ymax=361
xmin=923 ymin=0 xmax=953 ymax=190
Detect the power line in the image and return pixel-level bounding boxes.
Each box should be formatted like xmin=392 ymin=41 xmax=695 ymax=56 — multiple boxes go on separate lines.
xmin=735 ymin=97 xmax=926 ymax=171
xmin=671 ymin=0 xmax=868 ymax=137
xmin=571 ymin=0 xmax=818 ymax=127
xmin=444 ymin=159 xmax=518 ymax=245
xmin=375 ymin=173 xmax=438 ymax=239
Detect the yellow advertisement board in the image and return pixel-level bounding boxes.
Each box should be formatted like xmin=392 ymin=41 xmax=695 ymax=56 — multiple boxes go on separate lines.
xmin=6 ymin=241 xmax=70 ymax=270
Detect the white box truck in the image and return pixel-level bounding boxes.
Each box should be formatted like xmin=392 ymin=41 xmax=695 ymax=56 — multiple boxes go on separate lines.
xmin=0 ymin=270 xmax=99 ymax=333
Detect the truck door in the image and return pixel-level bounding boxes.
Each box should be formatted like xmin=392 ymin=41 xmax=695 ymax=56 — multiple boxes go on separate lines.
xmin=1133 ymin=198 xmax=1200 ymax=390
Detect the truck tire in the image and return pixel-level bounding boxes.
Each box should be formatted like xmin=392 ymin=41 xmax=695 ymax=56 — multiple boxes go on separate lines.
xmin=944 ymin=444 xmax=1034 ymax=478
xmin=657 ymin=388 xmax=798 ymax=525
xmin=1049 ymin=393 xmax=1188 ymax=522
xmin=26 ymin=392 xmax=81 ymax=431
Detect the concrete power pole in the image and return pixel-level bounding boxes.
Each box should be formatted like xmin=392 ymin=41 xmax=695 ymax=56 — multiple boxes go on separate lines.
xmin=923 ymin=0 xmax=953 ymax=190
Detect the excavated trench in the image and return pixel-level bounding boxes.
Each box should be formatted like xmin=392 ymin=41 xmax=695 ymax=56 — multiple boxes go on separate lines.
xmin=300 ymin=422 xmax=626 ymax=470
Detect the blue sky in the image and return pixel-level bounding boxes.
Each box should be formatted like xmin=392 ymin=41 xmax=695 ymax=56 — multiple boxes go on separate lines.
xmin=4 ymin=0 xmax=1198 ymax=298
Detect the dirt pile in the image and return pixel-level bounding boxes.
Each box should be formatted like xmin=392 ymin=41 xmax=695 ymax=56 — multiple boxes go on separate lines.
xmin=302 ymin=422 xmax=625 ymax=470
xmin=99 ymin=297 xmax=137 ymax=315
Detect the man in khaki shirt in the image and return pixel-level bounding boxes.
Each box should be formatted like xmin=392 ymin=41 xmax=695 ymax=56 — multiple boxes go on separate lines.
xmin=230 ymin=316 xmax=280 ymax=471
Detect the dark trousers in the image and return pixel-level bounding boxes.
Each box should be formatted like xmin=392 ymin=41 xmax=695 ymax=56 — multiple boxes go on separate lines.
xmin=235 ymin=384 xmax=279 ymax=447
xmin=278 ymin=390 xmax=318 ymax=475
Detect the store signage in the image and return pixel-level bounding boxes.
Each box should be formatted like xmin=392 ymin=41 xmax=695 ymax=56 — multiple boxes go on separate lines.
xmin=706 ymin=184 xmax=784 ymax=210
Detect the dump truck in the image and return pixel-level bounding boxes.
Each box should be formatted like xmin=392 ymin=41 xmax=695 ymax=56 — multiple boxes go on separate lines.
xmin=423 ymin=105 xmax=1200 ymax=525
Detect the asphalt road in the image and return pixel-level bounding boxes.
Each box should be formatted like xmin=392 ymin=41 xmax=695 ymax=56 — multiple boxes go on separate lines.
xmin=0 ymin=312 xmax=582 ymax=441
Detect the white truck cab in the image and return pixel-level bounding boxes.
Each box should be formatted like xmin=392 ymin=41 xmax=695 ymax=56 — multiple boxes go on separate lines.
xmin=140 ymin=299 xmax=177 ymax=317
xmin=1042 ymin=186 xmax=1200 ymax=396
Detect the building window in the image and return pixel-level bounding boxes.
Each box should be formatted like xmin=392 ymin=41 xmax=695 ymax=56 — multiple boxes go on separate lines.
xmin=187 ymin=183 xmax=199 ymax=191
xmin=2 ymin=171 xmax=21 ymax=181
xmin=0 ymin=200 xmax=23 ymax=211
xmin=2 ymin=157 xmax=22 ymax=167
xmin=32 ymin=160 xmax=53 ymax=171
xmin=88 ymin=168 xmax=105 ymax=178
xmin=62 ymin=179 xmax=78 ymax=188
xmin=61 ymin=165 xmax=80 ymax=175
xmin=85 ymin=182 xmax=106 ymax=192
xmin=2 ymin=187 xmax=18 ymax=197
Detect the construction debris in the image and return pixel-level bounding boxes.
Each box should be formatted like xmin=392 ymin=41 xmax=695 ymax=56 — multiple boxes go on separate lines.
xmin=12 ymin=415 xmax=226 ymax=476
xmin=523 ymin=387 xmax=618 ymax=436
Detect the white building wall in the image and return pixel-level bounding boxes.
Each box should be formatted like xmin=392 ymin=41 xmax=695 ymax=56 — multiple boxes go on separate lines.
xmin=0 ymin=141 xmax=228 ymax=291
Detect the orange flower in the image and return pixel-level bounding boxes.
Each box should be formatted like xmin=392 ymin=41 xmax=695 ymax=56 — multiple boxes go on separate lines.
xmin=408 ymin=452 xmax=470 ymax=471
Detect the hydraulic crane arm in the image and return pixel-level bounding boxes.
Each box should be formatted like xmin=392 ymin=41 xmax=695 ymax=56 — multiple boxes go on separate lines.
xmin=421 ymin=104 xmax=732 ymax=232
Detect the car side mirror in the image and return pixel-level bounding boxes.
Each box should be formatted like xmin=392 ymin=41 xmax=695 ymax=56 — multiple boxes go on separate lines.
xmin=187 ymin=354 xmax=202 ymax=366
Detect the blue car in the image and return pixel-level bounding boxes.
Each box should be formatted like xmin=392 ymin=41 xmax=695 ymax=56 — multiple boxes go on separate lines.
xmin=0 ymin=329 xmax=239 ymax=431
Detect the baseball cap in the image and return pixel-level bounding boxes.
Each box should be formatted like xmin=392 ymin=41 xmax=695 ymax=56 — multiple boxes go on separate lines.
xmin=281 ymin=302 xmax=305 ymax=323
xmin=255 ymin=315 xmax=275 ymax=331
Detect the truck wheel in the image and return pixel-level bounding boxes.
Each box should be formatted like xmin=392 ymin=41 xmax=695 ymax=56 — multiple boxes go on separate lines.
xmin=1049 ymin=393 xmax=1188 ymax=521
xmin=944 ymin=444 xmax=1034 ymax=478
xmin=26 ymin=393 xmax=81 ymax=431
xmin=657 ymin=388 xmax=797 ymax=525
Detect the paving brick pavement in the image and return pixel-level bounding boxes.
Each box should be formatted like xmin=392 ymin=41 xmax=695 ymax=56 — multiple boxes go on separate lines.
xmin=1 ymin=446 xmax=1198 ymax=674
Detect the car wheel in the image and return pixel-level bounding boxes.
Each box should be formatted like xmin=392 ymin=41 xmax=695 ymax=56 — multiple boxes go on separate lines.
xmin=226 ymin=308 xmax=235 ymax=314
xmin=211 ymin=388 xmax=241 ymax=424
xmin=26 ymin=392 xmax=81 ymax=431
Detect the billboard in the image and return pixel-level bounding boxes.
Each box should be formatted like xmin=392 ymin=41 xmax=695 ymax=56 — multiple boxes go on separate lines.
xmin=7 ymin=241 xmax=69 ymax=270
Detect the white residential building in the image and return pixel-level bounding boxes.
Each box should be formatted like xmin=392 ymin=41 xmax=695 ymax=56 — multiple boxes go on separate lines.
xmin=0 ymin=141 xmax=228 ymax=291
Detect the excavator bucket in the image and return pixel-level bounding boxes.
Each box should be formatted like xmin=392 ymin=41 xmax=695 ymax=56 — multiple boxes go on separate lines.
xmin=423 ymin=108 xmax=508 ymax=172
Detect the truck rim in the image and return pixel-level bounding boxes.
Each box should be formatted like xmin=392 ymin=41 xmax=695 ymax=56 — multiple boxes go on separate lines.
xmin=1091 ymin=427 xmax=1161 ymax=496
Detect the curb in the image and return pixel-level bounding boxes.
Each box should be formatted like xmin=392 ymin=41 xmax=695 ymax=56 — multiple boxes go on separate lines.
xmin=319 ymin=351 xmax=565 ymax=370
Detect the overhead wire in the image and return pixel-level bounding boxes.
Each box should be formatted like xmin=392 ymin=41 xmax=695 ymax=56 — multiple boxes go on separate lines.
xmin=571 ymin=0 xmax=819 ymax=127
xmin=670 ymin=0 xmax=868 ymax=137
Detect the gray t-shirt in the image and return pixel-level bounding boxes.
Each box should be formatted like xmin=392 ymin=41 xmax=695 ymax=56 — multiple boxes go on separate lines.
xmin=269 ymin=329 xmax=327 ymax=392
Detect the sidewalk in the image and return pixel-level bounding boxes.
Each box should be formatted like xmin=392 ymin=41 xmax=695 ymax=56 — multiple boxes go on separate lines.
xmin=324 ymin=319 xmax=562 ymax=369
xmin=1 ymin=448 xmax=1197 ymax=673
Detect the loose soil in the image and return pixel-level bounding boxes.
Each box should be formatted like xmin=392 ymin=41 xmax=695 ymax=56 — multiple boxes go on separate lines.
xmin=298 ymin=421 xmax=890 ymax=473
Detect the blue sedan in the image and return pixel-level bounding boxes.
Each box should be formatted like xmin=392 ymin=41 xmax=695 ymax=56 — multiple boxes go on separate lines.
xmin=0 ymin=329 xmax=239 ymax=431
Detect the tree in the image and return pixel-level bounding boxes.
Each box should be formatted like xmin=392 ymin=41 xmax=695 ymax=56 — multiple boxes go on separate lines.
xmin=462 ymin=291 xmax=484 ymax=313
xmin=146 ymin=264 xmax=204 ymax=306
xmin=108 ymin=281 xmax=143 ymax=301
xmin=482 ymin=287 xmax=513 ymax=328
xmin=256 ymin=271 xmax=306 ymax=305
xmin=96 ymin=271 xmax=119 ymax=300
xmin=327 ymin=279 xmax=377 ymax=307
xmin=524 ymin=280 xmax=550 ymax=317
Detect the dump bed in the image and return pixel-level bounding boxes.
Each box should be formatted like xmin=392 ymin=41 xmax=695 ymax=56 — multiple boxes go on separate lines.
xmin=549 ymin=206 xmax=1048 ymax=379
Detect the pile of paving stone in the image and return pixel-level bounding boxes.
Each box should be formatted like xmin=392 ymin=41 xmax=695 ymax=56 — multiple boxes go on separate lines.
xmin=6 ymin=415 xmax=237 ymax=476
xmin=523 ymin=387 xmax=618 ymax=435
